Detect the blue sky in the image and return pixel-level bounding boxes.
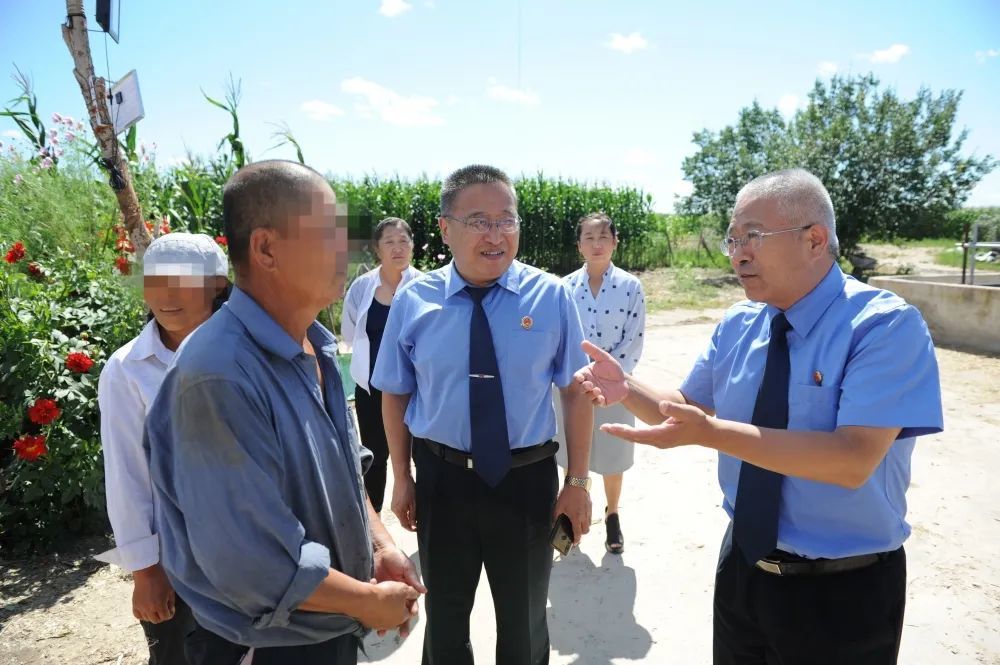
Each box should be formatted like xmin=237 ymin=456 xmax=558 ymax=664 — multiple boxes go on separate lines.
xmin=2 ymin=0 xmax=998 ymax=211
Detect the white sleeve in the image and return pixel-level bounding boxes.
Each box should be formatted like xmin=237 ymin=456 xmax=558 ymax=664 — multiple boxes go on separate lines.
xmin=340 ymin=280 xmax=361 ymax=352
xmin=95 ymin=358 xmax=159 ymax=571
xmin=609 ymin=278 xmax=646 ymax=375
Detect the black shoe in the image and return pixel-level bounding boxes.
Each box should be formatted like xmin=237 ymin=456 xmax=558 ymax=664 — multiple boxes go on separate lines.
xmin=605 ymin=509 xmax=624 ymax=555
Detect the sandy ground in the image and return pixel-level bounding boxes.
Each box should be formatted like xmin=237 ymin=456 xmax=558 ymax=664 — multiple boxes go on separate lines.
xmin=2 ymin=303 xmax=999 ymax=665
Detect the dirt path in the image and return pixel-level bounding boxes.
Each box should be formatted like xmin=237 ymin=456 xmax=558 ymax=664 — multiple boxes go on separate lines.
xmin=860 ymin=242 xmax=963 ymax=276
xmin=2 ymin=304 xmax=998 ymax=665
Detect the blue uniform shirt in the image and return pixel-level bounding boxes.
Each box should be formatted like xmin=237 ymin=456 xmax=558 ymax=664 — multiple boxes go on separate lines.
xmin=146 ymin=286 xmax=373 ymax=647
xmin=680 ymin=264 xmax=943 ymax=559
xmin=371 ymin=260 xmax=588 ymax=452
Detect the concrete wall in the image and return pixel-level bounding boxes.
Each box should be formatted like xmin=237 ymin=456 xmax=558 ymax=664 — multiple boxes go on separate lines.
xmin=869 ymin=273 xmax=1000 ymax=355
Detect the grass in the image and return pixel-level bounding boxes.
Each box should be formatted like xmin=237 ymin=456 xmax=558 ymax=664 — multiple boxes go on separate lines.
xmin=935 ymin=247 xmax=999 ymax=271
xmin=637 ymin=265 xmax=744 ymax=313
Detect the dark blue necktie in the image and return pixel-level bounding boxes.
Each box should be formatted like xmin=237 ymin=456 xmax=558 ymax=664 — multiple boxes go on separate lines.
xmin=733 ymin=312 xmax=792 ymax=564
xmin=466 ymin=285 xmax=512 ymax=487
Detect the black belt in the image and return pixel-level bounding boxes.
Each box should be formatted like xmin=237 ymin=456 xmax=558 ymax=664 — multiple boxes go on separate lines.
xmin=418 ymin=438 xmax=558 ymax=470
xmin=754 ymin=549 xmax=895 ymax=576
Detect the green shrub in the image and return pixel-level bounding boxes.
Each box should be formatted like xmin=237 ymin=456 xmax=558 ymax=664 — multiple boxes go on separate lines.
xmin=1 ymin=242 xmax=144 ymax=552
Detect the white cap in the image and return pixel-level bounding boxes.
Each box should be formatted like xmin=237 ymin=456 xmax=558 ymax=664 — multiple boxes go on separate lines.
xmin=142 ymin=232 xmax=229 ymax=278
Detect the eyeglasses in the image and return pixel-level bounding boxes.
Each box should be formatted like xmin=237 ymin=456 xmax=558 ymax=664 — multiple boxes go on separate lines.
xmin=443 ymin=214 xmax=521 ymax=235
xmin=720 ymin=224 xmax=814 ymax=257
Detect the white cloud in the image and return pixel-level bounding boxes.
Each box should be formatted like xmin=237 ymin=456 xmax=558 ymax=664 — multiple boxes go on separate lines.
xmin=867 ymin=43 xmax=910 ymax=64
xmin=486 ymin=80 xmax=539 ymax=106
xmin=777 ymin=94 xmax=803 ymax=117
xmin=379 ymin=0 xmax=412 ymax=17
xmin=2 ymin=129 xmax=21 ymax=139
xmin=622 ymin=148 xmax=658 ymax=167
xmin=817 ymin=61 xmax=838 ymax=77
xmin=300 ymin=100 xmax=345 ymax=122
xmin=607 ymin=32 xmax=648 ymax=54
xmin=341 ymin=77 xmax=443 ymax=127
xmin=976 ymin=48 xmax=1000 ymax=63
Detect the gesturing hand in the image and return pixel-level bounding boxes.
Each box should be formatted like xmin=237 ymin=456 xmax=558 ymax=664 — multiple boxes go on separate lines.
xmin=601 ymin=400 xmax=710 ymax=449
xmin=573 ymin=341 xmax=629 ymax=407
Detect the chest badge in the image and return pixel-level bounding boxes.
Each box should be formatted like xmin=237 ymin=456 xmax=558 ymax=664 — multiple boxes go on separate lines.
xmin=813 ymin=370 xmax=824 ymax=386
xmin=521 ymin=315 xmax=533 ymax=330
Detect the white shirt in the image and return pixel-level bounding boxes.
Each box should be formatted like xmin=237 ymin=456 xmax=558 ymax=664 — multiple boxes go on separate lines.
xmin=564 ymin=262 xmax=646 ymax=374
xmin=341 ymin=265 xmax=422 ymax=393
xmin=94 ymin=319 xmax=174 ymax=571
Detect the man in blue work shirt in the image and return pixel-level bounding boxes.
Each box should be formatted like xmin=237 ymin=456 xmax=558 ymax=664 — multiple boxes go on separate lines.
xmin=146 ymin=161 xmax=425 ymax=665
xmin=576 ymin=168 xmax=943 ymax=665
xmin=372 ymin=164 xmax=594 ymax=665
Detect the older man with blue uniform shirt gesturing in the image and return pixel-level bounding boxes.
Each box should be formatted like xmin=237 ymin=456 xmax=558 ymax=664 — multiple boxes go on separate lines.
xmin=372 ymin=164 xmax=594 ymax=665
xmin=576 ymin=168 xmax=942 ymax=665
xmin=146 ymin=161 xmax=424 ymax=665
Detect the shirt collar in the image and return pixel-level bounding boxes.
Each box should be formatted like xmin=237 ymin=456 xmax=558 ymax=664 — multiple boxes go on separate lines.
xmin=772 ymin=263 xmax=845 ymax=338
xmin=126 ymin=318 xmax=175 ymax=365
xmin=578 ymin=262 xmax=613 ymax=285
xmin=226 ymin=286 xmax=329 ymax=361
xmin=376 ymin=264 xmax=420 ymax=289
xmin=443 ymin=260 xmax=522 ymax=299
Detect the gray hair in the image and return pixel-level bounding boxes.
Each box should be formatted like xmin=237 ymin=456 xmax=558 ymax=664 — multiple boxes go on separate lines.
xmin=735 ymin=168 xmax=840 ymax=258
xmin=440 ymin=164 xmax=517 ymax=216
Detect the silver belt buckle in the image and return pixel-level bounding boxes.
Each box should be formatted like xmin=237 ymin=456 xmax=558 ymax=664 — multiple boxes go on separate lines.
xmin=466 ymin=457 xmax=474 ymax=469
xmin=755 ymin=559 xmax=783 ymax=575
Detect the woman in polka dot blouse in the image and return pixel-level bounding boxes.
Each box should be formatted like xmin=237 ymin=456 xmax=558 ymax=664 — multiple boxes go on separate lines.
xmin=555 ymin=212 xmax=646 ymax=554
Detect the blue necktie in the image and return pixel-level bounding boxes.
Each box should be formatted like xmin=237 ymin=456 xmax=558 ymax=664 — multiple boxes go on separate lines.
xmin=733 ymin=312 xmax=792 ymax=564
xmin=466 ymin=285 xmax=512 ymax=487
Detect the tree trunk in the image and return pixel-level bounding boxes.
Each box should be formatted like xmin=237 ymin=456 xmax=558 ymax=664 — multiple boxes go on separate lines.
xmin=61 ymin=0 xmax=151 ymax=257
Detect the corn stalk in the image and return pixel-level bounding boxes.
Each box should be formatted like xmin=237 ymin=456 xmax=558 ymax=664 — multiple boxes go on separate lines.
xmin=61 ymin=0 xmax=150 ymax=257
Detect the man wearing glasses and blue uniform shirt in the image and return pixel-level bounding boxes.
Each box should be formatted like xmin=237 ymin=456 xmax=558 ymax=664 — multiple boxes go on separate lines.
xmin=372 ymin=164 xmax=594 ymax=665
xmin=576 ymin=168 xmax=943 ymax=665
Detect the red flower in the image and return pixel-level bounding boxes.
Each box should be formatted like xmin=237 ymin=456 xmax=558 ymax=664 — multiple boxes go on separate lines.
xmin=13 ymin=434 xmax=48 ymax=462
xmin=28 ymin=398 xmax=61 ymax=425
xmin=215 ymin=235 xmax=228 ymax=247
xmin=65 ymin=351 xmax=94 ymax=373
xmin=27 ymin=262 xmax=44 ymax=278
xmin=115 ymin=255 xmax=131 ymax=275
xmin=160 ymin=217 xmax=171 ymax=235
xmin=4 ymin=241 xmax=26 ymax=264
xmin=115 ymin=237 xmax=135 ymax=253
xmin=144 ymin=220 xmax=154 ymax=233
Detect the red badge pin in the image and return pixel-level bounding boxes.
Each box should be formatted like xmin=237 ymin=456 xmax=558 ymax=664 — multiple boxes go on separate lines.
xmin=813 ymin=370 xmax=823 ymax=386
xmin=521 ymin=315 xmax=533 ymax=330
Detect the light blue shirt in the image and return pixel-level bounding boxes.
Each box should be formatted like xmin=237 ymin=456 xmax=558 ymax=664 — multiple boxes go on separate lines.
xmin=564 ymin=263 xmax=646 ymax=374
xmin=680 ymin=264 xmax=943 ymax=559
xmin=371 ymin=260 xmax=588 ymax=452
xmin=146 ymin=286 xmax=373 ymax=647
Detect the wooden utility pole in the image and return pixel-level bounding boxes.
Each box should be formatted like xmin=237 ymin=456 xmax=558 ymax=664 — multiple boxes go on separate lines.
xmin=61 ymin=0 xmax=151 ymax=257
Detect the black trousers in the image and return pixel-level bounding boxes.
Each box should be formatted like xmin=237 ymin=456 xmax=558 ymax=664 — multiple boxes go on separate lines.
xmin=184 ymin=625 xmax=357 ymax=665
xmin=414 ymin=439 xmax=558 ymax=665
xmin=142 ymin=596 xmax=196 ymax=665
xmin=713 ymin=526 xmax=907 ymax=665
xmin=354 ymin=385 xmax=389 ymax=512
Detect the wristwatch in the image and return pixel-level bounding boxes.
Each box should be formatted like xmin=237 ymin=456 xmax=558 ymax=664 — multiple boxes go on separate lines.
xmin=564 ymin=475 xmax=591 ymax=492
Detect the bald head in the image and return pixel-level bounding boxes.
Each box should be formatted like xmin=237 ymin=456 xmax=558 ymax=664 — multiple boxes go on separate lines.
xmin=735 ymin=168 xmax=839 ymax=257
xmin=223 ymin=160 xmax=332 ymax=272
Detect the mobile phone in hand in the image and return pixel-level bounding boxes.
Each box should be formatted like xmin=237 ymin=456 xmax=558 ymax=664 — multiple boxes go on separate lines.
xmin=549 ymin=513 xmax=574 ymax=555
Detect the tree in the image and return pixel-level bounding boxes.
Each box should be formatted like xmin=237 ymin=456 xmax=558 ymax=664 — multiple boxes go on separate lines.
xmin=680 ymin=74 xmax=996 ymax=256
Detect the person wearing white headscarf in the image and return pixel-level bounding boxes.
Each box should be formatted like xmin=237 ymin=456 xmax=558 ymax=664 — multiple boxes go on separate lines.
xmin=96 ymin=232 xmax=230 ymax=665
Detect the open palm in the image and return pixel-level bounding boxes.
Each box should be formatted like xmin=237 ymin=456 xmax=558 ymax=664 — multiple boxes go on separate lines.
xmin=575 ymin=341 xmax=629 ymax=406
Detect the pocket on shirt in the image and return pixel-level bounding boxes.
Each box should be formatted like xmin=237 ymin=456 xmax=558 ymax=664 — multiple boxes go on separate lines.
xmin=788 ymin=384 xmax=841 ymax=431
xmin=504 ymin=328 xmax=559 ymax=377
